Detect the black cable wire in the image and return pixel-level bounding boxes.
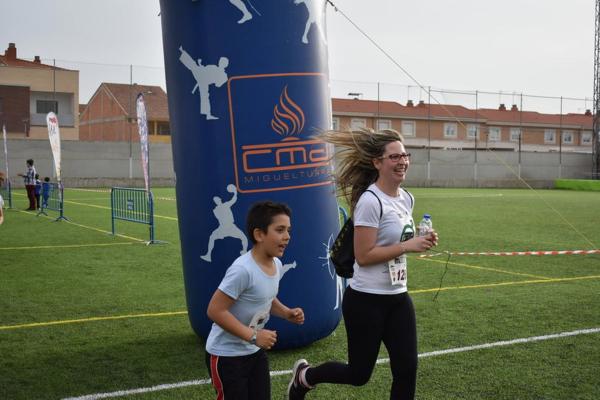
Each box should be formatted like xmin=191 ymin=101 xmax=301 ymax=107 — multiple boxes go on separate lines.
xmin=432 ymin=251 xmax=451 ymax=302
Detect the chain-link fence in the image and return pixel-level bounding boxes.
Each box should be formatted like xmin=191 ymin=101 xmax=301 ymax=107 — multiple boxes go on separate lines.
xmin=1 ymin=56 xmax=596 ymax=184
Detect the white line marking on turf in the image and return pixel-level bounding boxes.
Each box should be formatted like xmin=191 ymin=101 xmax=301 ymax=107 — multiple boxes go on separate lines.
xmin=379 ymin=326 xmax=600 ymax=364
xmin=62 ymin=379 xmax=213 ymax=400
xmin=69 ymin=189 xmax=111 ymax=193
xmin=62 ymin=327 xmax=600 ymax=400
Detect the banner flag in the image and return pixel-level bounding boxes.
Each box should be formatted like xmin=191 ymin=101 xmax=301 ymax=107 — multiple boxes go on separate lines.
xmin=136 ymin=93 xmax=150 ymax=192
xmin=2 ymin=124 xmax=9 ymax=180
xmin=46 ymin=112 xmax=62 ymax=181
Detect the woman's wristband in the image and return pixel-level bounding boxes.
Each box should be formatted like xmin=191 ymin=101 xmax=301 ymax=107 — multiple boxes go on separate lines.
xmin=398 ymin=242 xmax=406 ymax=255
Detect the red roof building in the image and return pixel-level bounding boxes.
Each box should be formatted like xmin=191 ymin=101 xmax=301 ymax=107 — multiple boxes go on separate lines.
xmin=332 ymin=99 xmax=593 ymax=152
xmin=79 ymin=83 xmax=170 ymax=143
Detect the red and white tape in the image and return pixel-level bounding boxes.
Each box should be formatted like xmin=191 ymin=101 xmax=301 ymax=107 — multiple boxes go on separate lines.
xmin=419 ymin=249 xmax=600 ymax=258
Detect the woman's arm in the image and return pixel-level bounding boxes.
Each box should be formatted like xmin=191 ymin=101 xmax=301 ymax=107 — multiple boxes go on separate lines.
xmin=354 ymin=226 xmax=438 ymax=266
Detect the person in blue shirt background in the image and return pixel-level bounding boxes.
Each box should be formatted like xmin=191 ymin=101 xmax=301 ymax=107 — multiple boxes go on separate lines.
xmin=42 ymin=177 xmax=51 ymax=209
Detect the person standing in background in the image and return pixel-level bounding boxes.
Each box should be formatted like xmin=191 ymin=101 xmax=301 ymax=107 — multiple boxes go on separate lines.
xmin=42 ymin=177 xmax=51 ymax=209
xmin=34 ymin=174 xmax=42 ymax=209
xmin=18 ymin=159 xmax=36 ymax=211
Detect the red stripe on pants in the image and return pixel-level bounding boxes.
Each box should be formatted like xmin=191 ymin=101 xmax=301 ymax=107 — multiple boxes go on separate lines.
xmin=210 ymin=354 xmax=224 ymax=400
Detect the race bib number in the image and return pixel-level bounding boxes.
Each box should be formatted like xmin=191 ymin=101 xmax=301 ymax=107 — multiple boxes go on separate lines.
xmin=249 ymin=309 xmax=270 ymax=330
xmin=387 ymin=255 xmax=407 ymax=286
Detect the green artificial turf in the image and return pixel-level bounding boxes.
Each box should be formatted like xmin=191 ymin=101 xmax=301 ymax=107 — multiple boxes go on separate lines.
xmin=1 ymin=187 xmax=599 ymax=399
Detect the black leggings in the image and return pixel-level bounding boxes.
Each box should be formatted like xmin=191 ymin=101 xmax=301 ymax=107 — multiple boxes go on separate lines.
xmin=305 ymin=286 xmax=418 ymax=399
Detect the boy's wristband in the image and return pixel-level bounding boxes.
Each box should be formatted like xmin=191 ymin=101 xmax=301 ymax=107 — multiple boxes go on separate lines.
xmin=248 ymin=331 xmax=257 ymax=345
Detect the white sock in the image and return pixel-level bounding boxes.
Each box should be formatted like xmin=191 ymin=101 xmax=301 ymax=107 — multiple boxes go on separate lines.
xmin=299 ymin=367 xmax=314 ymax=389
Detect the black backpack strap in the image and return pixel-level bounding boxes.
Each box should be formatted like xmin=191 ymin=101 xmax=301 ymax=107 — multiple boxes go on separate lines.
xmin=401 ymin=187 xmax=414 ymax=209
xmin=364 ymin=189 xmax=383 ymax=219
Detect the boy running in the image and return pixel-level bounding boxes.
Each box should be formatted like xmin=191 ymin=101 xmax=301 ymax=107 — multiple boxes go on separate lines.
xmin=205 ymin=201 xmax=304 ymax=400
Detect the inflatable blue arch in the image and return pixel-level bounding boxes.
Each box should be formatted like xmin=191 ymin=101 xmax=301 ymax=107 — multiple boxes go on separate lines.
xmin=159 ymin=0 xmax=342 ymax=349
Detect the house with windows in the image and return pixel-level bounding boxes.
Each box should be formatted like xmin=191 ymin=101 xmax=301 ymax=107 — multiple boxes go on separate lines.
xmin=331 ymin=98 xmax=593 ymax=153
xmin=0 ymin=42 xmax=79 ymax=140
xmin=79 ymin=83 xmax=170 ymax=143
xmin=476 ymin=106 xmax=593 ymax=151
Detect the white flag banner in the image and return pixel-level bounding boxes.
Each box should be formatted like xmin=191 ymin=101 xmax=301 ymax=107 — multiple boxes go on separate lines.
xmin=136 ymin=93 xmax=150 ymax=192
xmin=46 ymin=112 xmax=62 ymax=181
xmin=2 ymin=124 xmax=9 ymax=180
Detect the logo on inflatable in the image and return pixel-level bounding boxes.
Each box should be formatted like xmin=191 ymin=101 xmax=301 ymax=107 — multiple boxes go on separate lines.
xmin=228 ymin=73 xmax=333 ymax=193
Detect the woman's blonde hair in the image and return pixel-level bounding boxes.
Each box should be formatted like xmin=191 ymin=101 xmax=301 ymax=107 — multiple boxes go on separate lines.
xmin=318 ymin=128 xmax=404 ymax=212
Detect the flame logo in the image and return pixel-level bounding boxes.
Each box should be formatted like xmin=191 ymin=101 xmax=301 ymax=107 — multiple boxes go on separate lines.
xmin=271 ymin=85 xmax=305 ymax=137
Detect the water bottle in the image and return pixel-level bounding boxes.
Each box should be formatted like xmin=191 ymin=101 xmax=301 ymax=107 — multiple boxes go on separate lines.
xmin=418 ymin=214 xmax=433 ymax=237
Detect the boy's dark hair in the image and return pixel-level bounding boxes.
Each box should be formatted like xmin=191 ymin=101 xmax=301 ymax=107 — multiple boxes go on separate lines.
xmin=35 ymin=173 xmax=39 ymax=179
xmin=26 ymin=159 xmax=34 ymax=166
xmin=44 ymin=177 xmax=50 ymax=182
xmin=246 ymin=201 xmax=291 ymax=244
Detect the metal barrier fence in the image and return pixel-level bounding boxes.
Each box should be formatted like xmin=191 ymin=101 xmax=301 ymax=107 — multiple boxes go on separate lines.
xmin=1 ymin=181 xmax=12 ymax=209
xmin=37 ymin=182 xmax=67 ymax=221
xmin=111 ymin=187 xmax=159 ymax=244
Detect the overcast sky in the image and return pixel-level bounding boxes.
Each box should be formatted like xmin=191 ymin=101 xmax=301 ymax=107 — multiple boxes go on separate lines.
xmin=0 ymin=0 xmax=594 ymax=112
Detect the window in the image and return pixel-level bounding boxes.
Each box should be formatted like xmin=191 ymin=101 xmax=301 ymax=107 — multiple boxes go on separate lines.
xmin=488 ymin=126 xmax=501 ymax=141
xmin=467 ymin=124 xmax=480 ymax=139
xmin=561 ymin=130 xmax=573 ymax=145
xmin=443 ymin=123 xmax=457 ymax=138
xmin=510 ymin=128 xmax=521 ymax=142
xmin=157 ymin=122 xmax=170 ymax=135
xmin=401 ymin=121 xmax=415 ymax=137
xmin=350 ymin=118 xmax=366 ymax=130
xmin=331 ymin=117 xmax=340 ymax=131
xmin=581 ymin=131 xmax=593 ymax=145
xmin=544 ymin=129 xmax=556 ymax=144
xmin=377 ymin=119 xmax=392 ymax=131
xmin=36 ymin=100 xmax=58 ymax=114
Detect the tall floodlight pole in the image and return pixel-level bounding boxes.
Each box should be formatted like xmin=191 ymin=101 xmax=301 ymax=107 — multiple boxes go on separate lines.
xmin=594 ymin=0 xmax=600 ymax=178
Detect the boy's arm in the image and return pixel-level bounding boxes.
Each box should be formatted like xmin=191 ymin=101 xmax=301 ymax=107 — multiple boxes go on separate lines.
xmin=271 ymin=298 xmax=304 ymax=325
xmin=207 ymin=289 xmax=278 ymax=349
xmin=207 ymin=289 xmax=254 ymax=342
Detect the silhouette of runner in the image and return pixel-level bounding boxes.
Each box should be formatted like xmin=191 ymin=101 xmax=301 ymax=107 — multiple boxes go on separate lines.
xmin=294 ymin=0 xmax=327 ymax=44
xmin=179 ymin=47 xmax=229 ymax=120
xmin=201 ymin=184 xmax=248 ymax=262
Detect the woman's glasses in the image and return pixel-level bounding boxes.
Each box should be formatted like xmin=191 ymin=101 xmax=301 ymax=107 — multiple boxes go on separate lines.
xmin=379 ymin=153 xmax=411 ymax=162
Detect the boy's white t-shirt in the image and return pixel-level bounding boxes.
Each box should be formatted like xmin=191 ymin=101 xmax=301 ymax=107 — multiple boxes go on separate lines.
xmin=205 ymin=251 xmax=282 ymax=357
xmin=349 ymin=184 xmax=415 ymax=295
xmin=0 ymin=194 xmax=4 ymax=208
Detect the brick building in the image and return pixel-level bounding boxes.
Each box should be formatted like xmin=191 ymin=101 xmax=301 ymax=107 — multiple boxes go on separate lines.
xmin=332 ymin=98 xmax=593 ymax=152
xmin=79 ymin=83 xmax=170 ymax=143
xmin=0 ymin=42 xmax=79 ymax=140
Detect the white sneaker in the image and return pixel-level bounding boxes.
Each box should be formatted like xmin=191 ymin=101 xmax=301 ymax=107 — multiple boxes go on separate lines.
xmin=287 ymin=359 xmax=312 ymax=400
